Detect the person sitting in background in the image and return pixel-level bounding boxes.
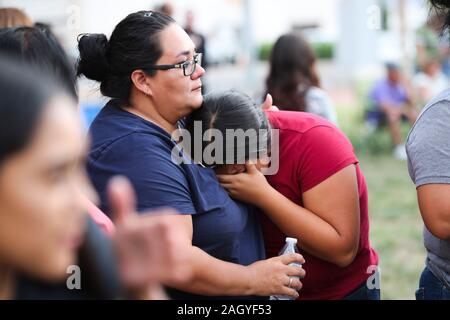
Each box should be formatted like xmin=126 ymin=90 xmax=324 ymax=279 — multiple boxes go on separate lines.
xmin=368 ymin=63 xmax=418 ymax=160
xmin=265 ymin=32 xmax=338 ymax=126
xmin=0 ymin=8 xmax=32 ymax=29
xmin=412 ymin=58 xmax=449 ymax=108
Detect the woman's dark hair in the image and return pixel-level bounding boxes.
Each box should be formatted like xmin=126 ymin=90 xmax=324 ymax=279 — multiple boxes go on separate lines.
xmin=77 ymin=10 xmax=174 ymax=101
xmin=266 ymin=32 xmax=320 ymax=112
xmin=186 ymin=90 xmax=271 ymax=166
xmin=0 ymin=56 xmax=62 ymax=165
xmin=0 ymin=26 xmax=78 ymax=100
xmin=430 ymin=0 xmax=450 ymax=35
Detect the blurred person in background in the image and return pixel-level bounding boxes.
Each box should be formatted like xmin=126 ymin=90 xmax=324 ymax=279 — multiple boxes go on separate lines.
xmin=0 ymin=27 xmax=78 ymax=100
xmin=188 ymin=90 xmax=380 ymax=300
xmin=0 ymin=7 xmax=78 ymax=84
xmin=184 ymin=10 xmax=208 ymax=93
xmin=406 ymin=0 xmax=450 ymax=300
xmin=184 ymin=10 xmax=208 ymax=71
xmin=368 ymin=63 xmax=417 ymax=160
xmin=0 ymin=57 xmax=191 ymax=300
xmin=77 ymin=10 xmax=305 ymax=300
xmin=412 ymin=58 xmax=449 ymax=108
xmin=0 ymin=8 xmax=32 ymax=29
xmin=265 ymin=32 xmax=338 ymax=126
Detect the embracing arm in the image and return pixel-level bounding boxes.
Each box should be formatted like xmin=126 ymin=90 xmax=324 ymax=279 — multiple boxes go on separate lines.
xmin=108 ymin=176 xmax=304 ymax=299
xmin=164 ymin=214 xmax=304 ymax=297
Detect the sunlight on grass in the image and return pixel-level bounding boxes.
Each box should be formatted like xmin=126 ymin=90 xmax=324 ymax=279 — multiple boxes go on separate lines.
xmin=337 ymin=104 xmax=425 ymax=300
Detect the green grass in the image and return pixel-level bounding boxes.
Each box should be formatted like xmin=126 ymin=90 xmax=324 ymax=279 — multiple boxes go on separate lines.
xmin=358 ymin=153 xmax=425 ymax=299
xmin=337 ymin=105 xmax=426 ymax=300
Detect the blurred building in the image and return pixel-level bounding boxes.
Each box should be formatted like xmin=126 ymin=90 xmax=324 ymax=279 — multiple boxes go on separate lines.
xmin=0 ymin=0 xmax=433 ymax=109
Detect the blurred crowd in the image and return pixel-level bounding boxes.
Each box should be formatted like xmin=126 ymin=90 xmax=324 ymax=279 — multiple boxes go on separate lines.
xmin=365 ymin=10 xmax=450 ymax=160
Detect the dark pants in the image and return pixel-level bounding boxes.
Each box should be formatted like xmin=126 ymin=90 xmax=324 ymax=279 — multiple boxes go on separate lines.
xmin=343 ymin=282 xmax=381 ymax=300
xmin=415 ymin=267 xmax=450 ymax=300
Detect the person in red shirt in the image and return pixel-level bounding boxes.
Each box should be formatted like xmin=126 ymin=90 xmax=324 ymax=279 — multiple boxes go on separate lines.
xmin=187 ymin=90 xmax=379 ymax=300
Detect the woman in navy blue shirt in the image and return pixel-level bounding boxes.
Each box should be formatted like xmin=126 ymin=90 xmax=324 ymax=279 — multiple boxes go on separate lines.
xmin=77 ymin=10 xmax=305 ymax=299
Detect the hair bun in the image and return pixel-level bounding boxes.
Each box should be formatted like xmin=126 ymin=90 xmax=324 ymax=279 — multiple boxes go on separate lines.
xmin=77 ymin=33 xmax=110 ymax=82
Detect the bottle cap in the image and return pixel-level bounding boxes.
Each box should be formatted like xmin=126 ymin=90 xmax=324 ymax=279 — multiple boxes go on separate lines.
xmin=286 ymin=237 xmax=297 ymax=244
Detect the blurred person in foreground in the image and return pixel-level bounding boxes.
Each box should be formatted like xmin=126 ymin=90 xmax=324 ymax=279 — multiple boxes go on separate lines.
xmin=265 ymin=32 xmax=338 ymax=126
xmin=0 ymin=57 xmax=192 ymax=299
xmin=0 ymin=25 xmax=192 ymax=299
xmin=0 ymin=25 xmax=112 ymax=232
xmin=406 ymin=0 xmax=450 ymax=300
xmin=368 ymin=62 xmax=418 ymax=160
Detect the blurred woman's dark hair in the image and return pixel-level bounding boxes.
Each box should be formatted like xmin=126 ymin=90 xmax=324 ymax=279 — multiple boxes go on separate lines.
xmin=0 ymin=26 xmax=78 ymax=100
xmin=430 ymin=0 xmax=450 ymax=34
xmin=77 ymin=10 xmax=174 ymax=101
xmin=186 ymin=90 xmax=271 ymax=166
xmin=0 ymin=8 xmax=32 ymax=29
xmin=0 ymin=56 xmax=122 ymax=299
xmin=265 ymin=32 xmax=320 ymax=112
xmin=0 ymin=56 xmax=61 ymax=165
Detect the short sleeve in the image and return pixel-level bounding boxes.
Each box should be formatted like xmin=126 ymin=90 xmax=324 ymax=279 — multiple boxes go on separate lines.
xmin=406 ymin=100 xmax=450 ymax=187
xmin=297 ymin=126 xmax=358 ymax=193
xmin=88 ymin=132 xmax=196 ymax=215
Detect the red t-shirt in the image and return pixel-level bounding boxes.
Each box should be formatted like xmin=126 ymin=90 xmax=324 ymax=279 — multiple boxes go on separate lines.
xmin=263 ymin=110 xmax=378 ymax=300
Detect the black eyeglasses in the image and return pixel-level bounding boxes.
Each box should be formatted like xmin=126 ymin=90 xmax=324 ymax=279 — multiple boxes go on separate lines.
xmin=145 ymin=53 xmax=202 ymax=77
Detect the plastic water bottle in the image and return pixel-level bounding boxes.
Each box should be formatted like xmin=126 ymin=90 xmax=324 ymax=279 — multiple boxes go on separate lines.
xmin=270 ymin=237 xmax=302 ymax=300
